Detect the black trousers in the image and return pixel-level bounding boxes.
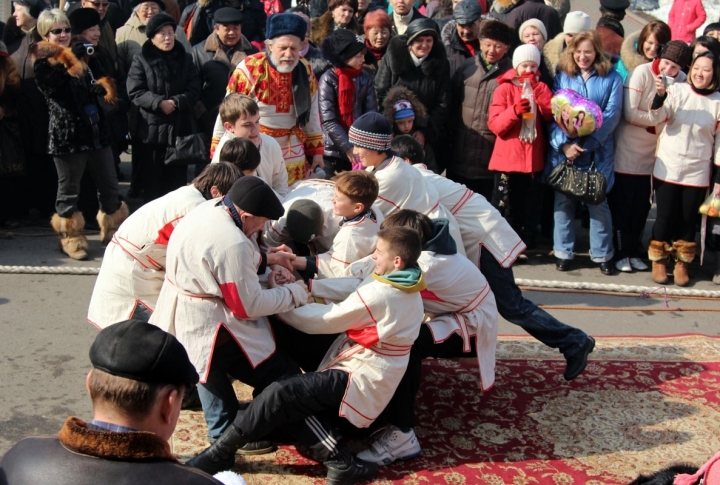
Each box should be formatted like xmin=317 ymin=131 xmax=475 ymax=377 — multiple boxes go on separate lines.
xmin=235 ymin=369 xmax=349 ymax=462
xmin=271 ymin=318 xmax=339 ymax=372
xmin=445 ymin=171 xmax=494 ymax=201
xmin=652 ymin=178 xmax=706 ymax=243
xmin=608 ymin=173 xmax=653 ymax=259
xmin=134 ymin=143 xmax=187 ymax=203
xmin=491 ymin=171 xmax=544 ymax=246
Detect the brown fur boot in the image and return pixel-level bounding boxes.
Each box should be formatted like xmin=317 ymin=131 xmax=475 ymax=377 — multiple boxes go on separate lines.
xmin=50 ymin=212 xmax=89 ymax=260
xmin=97 ymin=201 xmax=129 ymax=244
xmin=672 ymin=240 xmax=696 ymax=287
xmin=648 ymin=240 xmax=671 ymax=284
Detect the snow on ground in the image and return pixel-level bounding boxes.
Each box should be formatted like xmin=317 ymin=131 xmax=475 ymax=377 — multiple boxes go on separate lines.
xmin=646 ymin=0 xmax=720 ymax=38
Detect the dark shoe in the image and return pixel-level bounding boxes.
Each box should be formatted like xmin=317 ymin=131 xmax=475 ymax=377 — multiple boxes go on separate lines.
xmin=325 ymin=447 xmax=378 ymax=485
xmin=186 ymin=424 xmax=247 ymax=474
xmin=564 ymin=336 xmax=595 ymax=381
xmin=237 ymin=440 xmax=277 ymax=456
xmin=555 ymin=258 xmax=572 ymax=271
xmin=599 ymin=262 xmax=614 ymax=275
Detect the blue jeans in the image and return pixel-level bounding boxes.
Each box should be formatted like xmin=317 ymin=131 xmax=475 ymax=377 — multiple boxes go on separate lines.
xmin=480 ymin=248 xmax=589 ymax=358
xmin=553 ymin=191 xmax=614 ymax=262
xmin=198 ymin=331 xmax=301 ymax=439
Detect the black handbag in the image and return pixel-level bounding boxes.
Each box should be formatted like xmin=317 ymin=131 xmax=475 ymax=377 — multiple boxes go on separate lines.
xmin=165 ymin=114 xmax=208 ymax=166
xmin=547 ymin=158 xmax=607 ymax=205
xmin=0 ymin=119 xmax=27 ymax=177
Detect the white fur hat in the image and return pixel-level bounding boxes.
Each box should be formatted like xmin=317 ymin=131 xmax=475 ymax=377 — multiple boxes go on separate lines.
xmin=563 ymin=11 xmax=591 ymax=34
xmin=512 ymin=44 xmax=541 ymax=69
xmin=518 ymin=19 xmax=547 ymax=41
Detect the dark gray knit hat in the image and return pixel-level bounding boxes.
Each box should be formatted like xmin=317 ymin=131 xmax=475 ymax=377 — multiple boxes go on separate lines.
xmin=286 ymin=199 xmax=324 ymax=244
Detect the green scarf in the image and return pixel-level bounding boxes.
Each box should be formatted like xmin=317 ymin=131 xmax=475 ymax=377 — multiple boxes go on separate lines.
xmin=372 ymin=265 xmax=426 ymax=293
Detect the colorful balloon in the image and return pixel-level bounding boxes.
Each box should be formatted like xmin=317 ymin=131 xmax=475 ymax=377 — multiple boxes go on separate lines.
xmin=551 ymin=89 xmax=604 ymax=138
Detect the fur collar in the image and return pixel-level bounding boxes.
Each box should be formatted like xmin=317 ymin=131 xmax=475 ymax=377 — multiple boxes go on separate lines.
xmin=30 ymin=41 xmax=87 ymax=78
xmin=620 ymin=30 xmax=647 ymax=74
xmin=204 ymin=33 xmax=252 ymax=70
xmin=543 ymin=32 xmax=565 ymax=78
xmin=382 ymin=84 xmax=428 ymax=125
xmin=386 ymin=35 xmax=447 ymax=76
xmin=58 ymin=417 xmax=177 ymax=462
xmin=141 ymin=40 xmax=187 ymax=79
xmin=490 ymin=0 xmax=517 ymax=13
xmin=310 ymin=12 xmax=362 ymax=48
xmin=441 ymin=20 xmax=456 ymax=46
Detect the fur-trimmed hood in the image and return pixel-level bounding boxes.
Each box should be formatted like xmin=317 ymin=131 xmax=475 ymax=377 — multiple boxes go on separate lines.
xmin=382 ymin=84 xmax=428 ymax=125
xmin=620 ymin=30 xmax=647 ymax=74
xmin=58 ymin=417 xmax=177 ymax=462
xmin=385 ymin=34 xmax=449 ymax=77
xmin=542 ymin=32 xmax=565 ymax=78
xmin=204 ymin=32 xmax=254 ymax=70
xmin=310 ymin=12 xmax=362 ymax=49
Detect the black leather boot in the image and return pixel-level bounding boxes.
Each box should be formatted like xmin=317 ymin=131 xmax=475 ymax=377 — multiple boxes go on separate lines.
xmin=186 ymin=424 xmax=247 ymax=474
xmin=325 ymin=446 xmax=378 ymax=485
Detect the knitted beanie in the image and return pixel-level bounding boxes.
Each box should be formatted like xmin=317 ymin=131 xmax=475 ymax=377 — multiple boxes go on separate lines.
xmin=660 ymin=40 xmax=692 ymax=69
xmin=286 ymin=199 xmax=324 ymax=244
xmin=329 ymin=29 xmax=366 ymax=61
xmin=563 ymin=11 xmax=591 ymax=34
xmin=513 ymin=44 xmax=541 ymax=69
xmin=518 ymin=19 xmax=547 ymax=41
xmin=349 ymin=112 xmax=393 ymax=151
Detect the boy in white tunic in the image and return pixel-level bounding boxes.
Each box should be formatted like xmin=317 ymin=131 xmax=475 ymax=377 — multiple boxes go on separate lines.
xmin=211 ymin=94 xmax=289 ymax=197
xmin=87 ymin=163 xmax=243 ymax=329
xmin=187 ymin=227 xmax=426 ymax=485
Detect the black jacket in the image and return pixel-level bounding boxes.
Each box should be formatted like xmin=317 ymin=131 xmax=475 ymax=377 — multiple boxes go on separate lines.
xmin=127 ymin=41 xmax=202 ymax=146
xmin=181 ymin=0 xmax=266 ymax=46
xmin=441 ymin=20 xmax=478 ymax=77
xmin=505 ymin=0 xmax=561 ymax=40
xmin=375 ymin=34 xmax=451 ymax=147
xmin=191 ymin=32 xmax=257 ymax=135
xmin=32 ymin=42 xmax=116 ymax=155
xmin=0 ymin=417 xmax=221 ymax=485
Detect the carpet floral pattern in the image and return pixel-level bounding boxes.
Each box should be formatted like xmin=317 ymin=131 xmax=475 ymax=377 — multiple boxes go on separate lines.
xmin=171 ymin=335 xmax=720 ymax=484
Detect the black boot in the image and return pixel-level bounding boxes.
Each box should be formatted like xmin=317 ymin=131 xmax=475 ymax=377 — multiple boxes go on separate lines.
xmin=186 ymin=424 xmax=247 ymax=474
xmin=325 ymin=446 xmax=378 ymax=485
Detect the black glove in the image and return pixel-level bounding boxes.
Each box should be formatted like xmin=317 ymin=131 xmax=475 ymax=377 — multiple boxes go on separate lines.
xmin=90 ymin=83 xmax=107 ymax=97
xmin=71 ymin=42 xmax=88 ymax=59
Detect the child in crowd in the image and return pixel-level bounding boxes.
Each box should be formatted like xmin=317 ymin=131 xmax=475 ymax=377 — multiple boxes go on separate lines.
xmin=292 ymin=171 xmax=384 ymax=278
xmin=381 ymin=85 xmax=438 ymax=173
xmin=217 ymin=138 xmax=262 ymax=176
xmin=212 ymin=94 xmax=289 ymax=197
xmin=487 ymin=44 xmax=552 ymax=249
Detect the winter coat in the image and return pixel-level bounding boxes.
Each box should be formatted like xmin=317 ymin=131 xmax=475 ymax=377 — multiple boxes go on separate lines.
xmin=548 ymin=0 xmax=570 ymax=25
xmin=126 ymin=41 xmax=202 ymax=147
xmin=319 ymin=68 xmax=378 ymax=160
xmin=448 ymin=55 xmax=513 ymax=180
xmin=487 ymin=70 xmax=553 ymax=174
xmin=116 ymin=12 xmax=191 ymax=76
xmin=191 ymin=32 xmax=258 ymax=136
xmin=180 ymin=0 xmax=267 ymax=46
xmin=0 ymin=54 xmax=21 ymax=114
xmin=375 ymin=35 xmax=451 ymax=147
xmin=542 ymin=32 xmax=564 ymax=80
xmin=441 ymin=20 xmax=480 ymax=77
xmin=597 ymin=25 xmax=623 ymax=57
xmin=0 ymin=417 xmax=222 ymax=485
xmin=487 ymin=0 xmax=516 ymax=24
xmin=98 ymin=21 xmax=119 ymax=74
xmin=506 ymin=0 xmax=561 ymax=40
xmin=32 ymin=42 xmax=117 ymax=155
xmin=310 ymin=12 xmax=362 ymax=49
xmin=668 ymin=0 xmax=706 ymax=43
xmin=614 ymin=61 xmax=687 ymax=176
xmin=615 ymin=30 xmax=649 ymax=83
xmin=544 ymin=68 xmax=624 ymax=193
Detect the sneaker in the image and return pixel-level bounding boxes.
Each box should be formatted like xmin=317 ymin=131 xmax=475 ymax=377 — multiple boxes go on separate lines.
xmin=615 ymin=258 xmax=632 ymax=272
xmin=356 ymin=426 xmax=421 ymax=466
xmin=629 ymin=258 xmax=649 ymax=271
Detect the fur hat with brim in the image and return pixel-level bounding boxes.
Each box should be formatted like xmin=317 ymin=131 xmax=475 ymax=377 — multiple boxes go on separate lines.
xmin=480 ymin=20 xmax=513 ymax=46
xmin=69 ymin=8 xmax=101 ymax=35
xmin=406 ymin=18 xmax=439 ymax=44
xmin=286 ymin=199 xmax=324 ymax=244
xmin=146 ymin=12 xmax=176 ymax=38
xmin=266 ymin=13 xmax=307 ymax=41
xmin=131 ymin=0 xmax=166 ymax=10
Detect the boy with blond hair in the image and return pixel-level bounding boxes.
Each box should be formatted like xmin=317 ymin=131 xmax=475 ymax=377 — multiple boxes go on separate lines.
xmin=212 ymin=94 xmax=289 ymax=197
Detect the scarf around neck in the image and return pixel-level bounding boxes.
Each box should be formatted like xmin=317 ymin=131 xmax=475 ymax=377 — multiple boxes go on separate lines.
xmin=266 ymin=52 xmax=311 ymax=127
xmin=336 ymin=65 xmax=363 ymax=130
xmin=372 ymin=265 xmax=426 ymax=292
xmin=366 ymin=39 xmax=386 ymax=61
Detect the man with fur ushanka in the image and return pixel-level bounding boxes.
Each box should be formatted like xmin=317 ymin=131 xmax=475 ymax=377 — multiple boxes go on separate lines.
xmin=0 ymin=319 xmax=221 ymax=485
xmin=447 ymin=19 xmax=513 ymax=200
xmin=191 ymin=7 xmax=258 ymax=139
xmin=210 ymin=13 xmax=324 ymax=186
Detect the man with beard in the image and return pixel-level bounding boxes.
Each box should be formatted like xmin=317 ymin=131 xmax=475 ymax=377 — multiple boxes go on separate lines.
xmin=210 ymin=13 xmax=324 ymax=185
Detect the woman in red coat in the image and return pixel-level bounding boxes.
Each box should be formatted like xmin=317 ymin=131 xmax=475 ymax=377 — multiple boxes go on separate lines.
xmin=488 ymin=44 xmax=552 ymax=248
xmin=668 ymin=0 xmax=706 ymax=44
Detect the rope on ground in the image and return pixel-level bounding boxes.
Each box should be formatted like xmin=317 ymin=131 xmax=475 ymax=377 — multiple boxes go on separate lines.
xmin=515 ymin=278 xmax=720 ymax=299
xmin=0 ymin=265 xmax=100 ymax=275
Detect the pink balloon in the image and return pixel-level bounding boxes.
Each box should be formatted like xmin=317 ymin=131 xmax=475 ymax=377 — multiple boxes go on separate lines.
xmin=551 ymin=89 xmax=604 ymax=138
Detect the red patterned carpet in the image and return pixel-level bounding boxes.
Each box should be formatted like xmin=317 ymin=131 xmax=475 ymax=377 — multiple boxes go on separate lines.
xmin=171 ymin=335 xmax=720 ymax=485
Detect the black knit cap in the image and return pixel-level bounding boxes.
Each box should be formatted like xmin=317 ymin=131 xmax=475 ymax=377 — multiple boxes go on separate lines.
xmin=213 ymin=7 xmax=243 ymax=25
xmin=406 ymin=18 xmax=439 ymax=44
xmin=90 ymin=318 xmax=199 ymax=385
xmin=480 ymin=20 xmax=513 ymax=46
xmin=329 ymin=28 xmax=366 ymax=61
xmin=600 ymin=0 xmax=629 ymax=9
xmin=146 ymin=12 xmax=176 ymax=38
xmin=13 ymin=0 xmax=46 ymax=19
xmin=69 ymin=8 xmax=100 ymax=35
xmin=227 ymin=176 xmax=285 ymax=220
xmin=660 ymin=40 xmax=692 ymax=69
xmin=286 ymin=199 xmax=324 ymax=244
xmin=131 ymin=0 xmax=166 ymax=9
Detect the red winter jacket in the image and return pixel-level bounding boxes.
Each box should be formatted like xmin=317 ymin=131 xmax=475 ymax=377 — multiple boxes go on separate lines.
xmin=487 ymin=69 xmax=552 ymax=174
xmin=668 ymin=0 xmax=706 ymax=43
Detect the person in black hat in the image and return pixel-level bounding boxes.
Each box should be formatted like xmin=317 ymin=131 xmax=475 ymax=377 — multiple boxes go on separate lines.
xmin=600 ymin=0 xmax=630 ymax=21
xmin=0 ymin=319 xmax=222 ymax=485
xmin=443 ymin=0 xmax=482 ymax=75
xmin=318 ymin=28 xmax=377 ymax=177
xmin=149 ymin=176 xmax=308 ymax=448
xmin=77 ymin=0 xmax=120 ymax=65
xmin=191 ymin=6 xmax=258 ymax=146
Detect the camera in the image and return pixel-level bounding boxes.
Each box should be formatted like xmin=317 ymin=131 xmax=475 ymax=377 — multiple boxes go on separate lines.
xmin=83 ymin=43 xmax=95 ymax=56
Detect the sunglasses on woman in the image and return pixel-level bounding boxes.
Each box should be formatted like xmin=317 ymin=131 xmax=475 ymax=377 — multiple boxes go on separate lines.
xmin=49 ymin=27 xmax=72 ymax=35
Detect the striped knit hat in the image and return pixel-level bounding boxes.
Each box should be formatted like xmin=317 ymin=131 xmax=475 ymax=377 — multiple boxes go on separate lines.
xmin=349 ymin=112 xmax=393 ymax=151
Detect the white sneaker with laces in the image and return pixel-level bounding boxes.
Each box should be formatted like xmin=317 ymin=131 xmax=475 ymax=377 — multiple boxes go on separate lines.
xmin=629 ymin=258 xmax=649 ymax=271
xmin=356 ymin=426 xmax=421 ymax=466
xmin=615 ymin=257 xmax=632 ymax=272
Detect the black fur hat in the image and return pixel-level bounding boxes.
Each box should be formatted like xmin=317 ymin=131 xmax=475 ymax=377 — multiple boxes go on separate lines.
xmin=479 ymin=20 xmax=513 ymax=46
